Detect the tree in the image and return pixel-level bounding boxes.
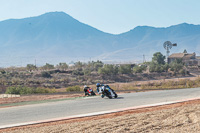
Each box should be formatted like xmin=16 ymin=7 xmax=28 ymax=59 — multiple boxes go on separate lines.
xmin=74 ymin=61 xmax=83 ymax=69
xmin=183 ymin=49 xmax=187 ymax=53
xmin=118 ymin=64 xmax=131 ymax=74
xmin=149 ymin=62 xmax=156 ymax=72
xmin=56 ymin=63 xmax=68 ymax=70
xmin=152 ymin=52 xmax=165 ymax=65
xmin=133 ymin=65 xmax=146 ymax=73
xmin=26 ymin=64 xmax=36 ymax=72
xmin=170 ymin=60 xmax=184 ymax=74
xmin=90 ymin=60 xmax=104 ymax=71
xmin=42 ymin=63 xmax=54 ymax=70
xmin=98 ymin=64 xmax=118 ymax=75
xmin=149 ymin=62 xmax=164 ymax=73
xmin=163 ymin=64 xmax=169 ymax=72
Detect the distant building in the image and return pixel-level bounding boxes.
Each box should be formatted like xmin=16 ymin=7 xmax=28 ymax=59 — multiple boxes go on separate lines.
xmin=168 ymin=51 xmax=200 ymax=66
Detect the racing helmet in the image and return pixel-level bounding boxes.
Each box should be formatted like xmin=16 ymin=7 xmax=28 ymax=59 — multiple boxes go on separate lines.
xmin=96 ymin=83 xmax=101 ymax=87
xmin=84 ymin=85 xmax=87 ymax=88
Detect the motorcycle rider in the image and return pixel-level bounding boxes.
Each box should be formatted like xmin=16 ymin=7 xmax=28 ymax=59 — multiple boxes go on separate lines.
xmin=83 ymin=85 xmax=90 ymax=96
xmin=96 ymin=83 xmax=114 ymax=98
xmin=96 ymin=83 xmax=104 ymax=98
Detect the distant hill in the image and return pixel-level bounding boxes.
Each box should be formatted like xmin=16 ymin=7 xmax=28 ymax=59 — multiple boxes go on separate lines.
xmin=0 ymin=12 xmax=200 ymax=66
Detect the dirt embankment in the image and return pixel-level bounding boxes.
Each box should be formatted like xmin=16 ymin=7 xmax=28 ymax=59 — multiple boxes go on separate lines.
xmin=1 ymin=99 xmax=200 ymax=133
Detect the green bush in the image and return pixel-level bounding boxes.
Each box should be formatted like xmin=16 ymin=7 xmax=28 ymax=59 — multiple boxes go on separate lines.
xmin=83 ymin=69 xmax=91 ymax=76
xmin=41 ymin=71 xmax=52 ymax=78
xmin=119 ymin=64 xmax=131 ymax=74
xmin=72 ymin=70 xmax=84 ymax=75
xmin=98 ymin=64 xmax=118 ymax=75
xmin=0 ymin=70 xmax=6 ymax=74
xmin=5 ymin=86 xmax=56 ymax=95
xmin=66 ymin=85 xmax=81 ymax=92
xmin=42 ymin=63 xmax=54 ymax=70
xmin=133 ymin=65 xmax=143 ymax=73
xmin=179 ymin=69 xmax=185 ymax=75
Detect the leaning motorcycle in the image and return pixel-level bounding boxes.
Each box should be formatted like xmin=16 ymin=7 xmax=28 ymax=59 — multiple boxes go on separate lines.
xmin=85 ymin=88 xmax=96 ymax=96
xmin=101 ymin=87 xmax=118 ymax=99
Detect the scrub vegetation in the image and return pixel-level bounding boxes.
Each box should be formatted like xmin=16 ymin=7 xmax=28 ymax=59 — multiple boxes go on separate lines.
xmin=0 ymin=52 xmax=196 ymax=95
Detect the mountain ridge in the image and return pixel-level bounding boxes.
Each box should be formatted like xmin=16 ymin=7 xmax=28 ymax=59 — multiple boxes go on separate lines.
xmin=0 ymin=12 xmax=200 ymax=67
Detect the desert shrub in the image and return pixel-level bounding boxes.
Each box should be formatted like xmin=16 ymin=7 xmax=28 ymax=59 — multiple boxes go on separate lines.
xmin=11 ymin=78 xmax=21 ymax=85
xmin=72 ymin=70 xmax=84 ymax=75
xmin=5 ymin=86 xmax=20 ymax=94
xmin=26 ymin=64 xmax=37 ymax=72
xmin=194 ymin=78 xmax=200 ymax=86
xmin=5 ymin=86 xmax=56 ymax=95
xmin=141 ymin=84 xmax=147 ymax=89
xmin=42 ymin=63 xmax=54 ymax=70
xmin=186 ymin=80 xmax=194 ymax=88
xmin=5 ymin=86 xmax=33 ymax=94
xmin=89 ymin=60 xmax=104 ymax=71
xmin=0 ymin=70 xmax=6 ymax=74
xmin=155 ymin=82 xmax=161 ymax=87
xmin=66 ymin=85 xmax=81 ymax=92
xmin=169 ymin=60 xmax=184 ymax=73
xmin=133 ymin=65 xmax=147 ymax=73
xmin=118 ymin=64 xmax=131 ymax=74
xmin=149 ymin=62 xmax=165 ymax=73
xmin=41 ymin=71 xmax=52 ymax=78
xmin=98 ymin=64 xmax=118 ymax=75
xmin=56 ymin=63 xmax=68 ymax=70
xmin=178 ymin=79 xmax=187 ymax=86
xmin=179 ymin=69 xmax=185 ymax=76
xmin=163 ymin=81 xmax=175 ymax=87
xmin=83 ymin=69 xmax=91 ymax=76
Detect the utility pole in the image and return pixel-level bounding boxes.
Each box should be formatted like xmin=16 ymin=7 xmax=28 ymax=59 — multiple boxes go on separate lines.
xmin=35 ymin=59 xmax=37 ymax=67
xmin=143 ymin=54 xmax=146 ymax=63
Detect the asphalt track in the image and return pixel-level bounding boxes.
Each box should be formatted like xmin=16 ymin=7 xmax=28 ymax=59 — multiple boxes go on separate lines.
xmin=1 ymin=87 xmax=200 ymax=129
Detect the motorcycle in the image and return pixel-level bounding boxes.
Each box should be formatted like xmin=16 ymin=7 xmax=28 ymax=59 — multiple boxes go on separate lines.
xmin=85 ymin=87 xmax=96 ymax=96
xmin=101 ymin=86 xmax=118 ymax=99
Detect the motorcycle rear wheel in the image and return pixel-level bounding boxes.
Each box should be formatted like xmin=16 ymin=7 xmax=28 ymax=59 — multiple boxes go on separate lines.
xmin=113 ymin=91 xmax=117 ymax=98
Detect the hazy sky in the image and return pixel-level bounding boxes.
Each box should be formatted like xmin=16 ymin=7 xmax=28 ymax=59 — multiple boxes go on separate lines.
xmin=0 ymin=0 xmax=199 ymax=34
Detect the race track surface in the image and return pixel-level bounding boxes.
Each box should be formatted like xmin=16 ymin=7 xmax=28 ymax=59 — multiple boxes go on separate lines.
xmin=1 ymin=88 xmax=200 ymax=128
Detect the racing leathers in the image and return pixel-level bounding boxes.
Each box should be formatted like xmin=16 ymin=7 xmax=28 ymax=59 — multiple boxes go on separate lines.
xmin=96 ymin=84 xmax=114 ymax=98
xmin=84 ymin=86 xmax=90 ymax=96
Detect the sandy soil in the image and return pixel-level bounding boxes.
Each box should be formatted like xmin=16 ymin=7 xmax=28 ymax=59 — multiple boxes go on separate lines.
xmin=1 ymin=99 xmax=200 ymax=133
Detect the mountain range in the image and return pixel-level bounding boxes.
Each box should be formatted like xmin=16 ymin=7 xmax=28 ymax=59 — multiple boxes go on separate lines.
xmin=0 ymin=11 xmax=200 ymax=67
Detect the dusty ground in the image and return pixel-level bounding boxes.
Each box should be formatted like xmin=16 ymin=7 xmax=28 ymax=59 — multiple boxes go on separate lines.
xmin=1 ymin=99 xmax=200 ymax=133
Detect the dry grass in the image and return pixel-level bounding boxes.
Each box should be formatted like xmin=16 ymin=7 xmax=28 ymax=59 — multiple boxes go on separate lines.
xmin=109 ymin=77 xmax=200 ymax=91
